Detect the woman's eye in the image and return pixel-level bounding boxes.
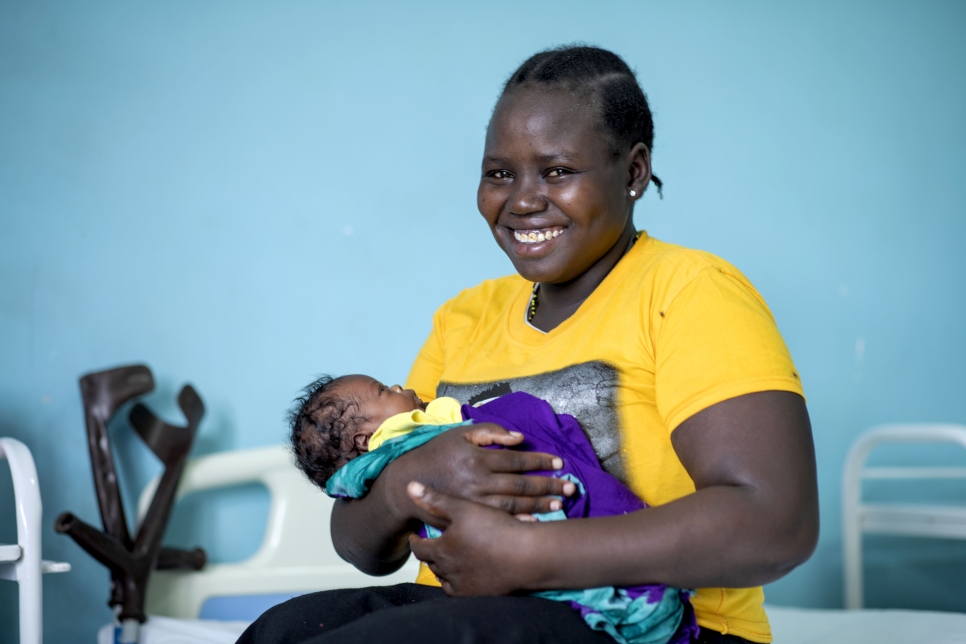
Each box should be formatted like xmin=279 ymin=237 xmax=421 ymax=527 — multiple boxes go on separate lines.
xmin=546 ymin=168 xmax=570 ymax=178
xmin=487 ymin=170 xmax=511 ymax=180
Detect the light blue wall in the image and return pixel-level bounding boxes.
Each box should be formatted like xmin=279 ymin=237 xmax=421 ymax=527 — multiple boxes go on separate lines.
xmin=2 ymin=1 xmax=965 ymax=641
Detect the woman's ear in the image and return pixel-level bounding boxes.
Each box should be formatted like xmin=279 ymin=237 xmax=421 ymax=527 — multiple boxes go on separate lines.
xmin=626 ymin=142 xmax=652 ymax=198
xmin=353 ymin=432 xmax=370 ymax=453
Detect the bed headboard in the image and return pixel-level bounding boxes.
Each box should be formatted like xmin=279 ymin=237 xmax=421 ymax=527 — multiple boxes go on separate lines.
xmin=137 ymin=444 xmax=420 ymax=618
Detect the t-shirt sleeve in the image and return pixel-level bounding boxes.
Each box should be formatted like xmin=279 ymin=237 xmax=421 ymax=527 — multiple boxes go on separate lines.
xmin=405 ymin=306 xmax=447 ymax=403
xmin=654 ymin=265 xmax=804 ymax=433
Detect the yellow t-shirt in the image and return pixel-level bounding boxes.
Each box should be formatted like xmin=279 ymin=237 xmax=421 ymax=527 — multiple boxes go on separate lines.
xmin=368 ymin=397 xmax=463 ymax=451
xmin=404 ymin=232 xmax=803 ymax=643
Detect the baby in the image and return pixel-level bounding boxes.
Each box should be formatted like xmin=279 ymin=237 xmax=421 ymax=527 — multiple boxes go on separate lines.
xmin=288 ymin=373 xmax=698 ymax=644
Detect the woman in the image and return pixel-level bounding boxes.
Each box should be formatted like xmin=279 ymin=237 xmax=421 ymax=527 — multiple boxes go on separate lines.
xmin=240 ymin=45 xmax=818 ymax=644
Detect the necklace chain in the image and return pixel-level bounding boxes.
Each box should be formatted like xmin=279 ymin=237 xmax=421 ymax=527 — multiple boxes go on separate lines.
xmin=527 ymin=231 xmax=642 ymax=324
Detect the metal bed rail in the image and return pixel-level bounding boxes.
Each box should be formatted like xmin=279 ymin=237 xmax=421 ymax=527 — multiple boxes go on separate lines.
xmin=842 ymin=424 xmax=966 ymax=609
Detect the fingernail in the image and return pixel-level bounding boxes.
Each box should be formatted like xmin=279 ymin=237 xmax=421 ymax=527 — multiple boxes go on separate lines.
xmin=552 ymin=457 xmax=563 ymax=470
xmin=509 ymin=431 xmax=522 ymax=437
xmin=550 ymin=499 xmax=562 ymax=511
xmin=563 ymin=482 xmax=576 ymax=496
xmin=408 ymin=481 xmax=426 ymax=497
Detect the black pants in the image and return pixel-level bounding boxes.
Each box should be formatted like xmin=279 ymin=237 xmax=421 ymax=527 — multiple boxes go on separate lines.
xmin=236 ymin=583 xmax=755 ymax=644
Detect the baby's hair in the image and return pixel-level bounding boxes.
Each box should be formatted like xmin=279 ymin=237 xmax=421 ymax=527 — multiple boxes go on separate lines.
xmin=288 ymin=375 xmax=364 ymax=489
xmin=502 ymin=44 xmax=663 ymax=197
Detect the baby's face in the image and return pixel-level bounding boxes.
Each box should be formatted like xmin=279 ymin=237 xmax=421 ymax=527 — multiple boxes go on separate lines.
xmin=337 ymin=375 xmax=426 ymax=435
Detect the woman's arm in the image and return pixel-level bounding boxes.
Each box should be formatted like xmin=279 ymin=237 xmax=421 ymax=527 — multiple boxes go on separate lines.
xmin=331 ymin=423 xmax=574 ymax=575
xmin=407 ymin=390 xmax=819 ymax=594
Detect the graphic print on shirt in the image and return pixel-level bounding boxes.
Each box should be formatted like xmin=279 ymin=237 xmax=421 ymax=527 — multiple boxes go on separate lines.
xmin=437 ymin=361 xmax=625 ymax=481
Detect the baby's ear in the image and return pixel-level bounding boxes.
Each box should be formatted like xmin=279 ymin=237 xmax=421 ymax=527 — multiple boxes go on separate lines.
xmin=353 ymin=432 xmax=370 ymax=453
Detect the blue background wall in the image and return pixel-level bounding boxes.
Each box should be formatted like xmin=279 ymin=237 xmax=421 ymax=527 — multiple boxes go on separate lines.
xmin=2 ymin=1 xmax=965 ymax=641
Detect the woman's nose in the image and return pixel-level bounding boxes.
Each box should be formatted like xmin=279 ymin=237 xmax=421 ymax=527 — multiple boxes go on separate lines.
xmin=390 ymin=384 xmax=404 ymax=393
xmin=508 ymin=175 xmax=547 ymax=216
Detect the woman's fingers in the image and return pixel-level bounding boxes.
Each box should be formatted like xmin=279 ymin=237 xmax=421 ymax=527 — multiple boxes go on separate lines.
xmin=480 ymin=493 xmax=561 ymax=515
xmin=394 ymin=426 xmax=573 ymax=517
xmin=410 ymin=471 xmax=569 ymax=517
xmin=483 ymin=446 xmax=563 ymax=474
xmin=491 ymin=471 xmax=573 ymax=498
xmin=408 ymin=532 xmax=435 ymax=566
xmin=413 ymin=556 xmax=456 ymax=597
xmin=406 ymin=481 xmax=460 ymax=530
xmin=480 ymin=470 xmax=577 ymax=514
xmin=472 ymin=472 xmax=576 ymax=514
xmin=463 ymin=424 xmax=525 ymax=447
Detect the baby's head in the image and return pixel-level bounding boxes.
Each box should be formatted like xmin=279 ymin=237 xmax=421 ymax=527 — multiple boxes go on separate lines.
xmin=289 ymin=374 xmax=425 ymax=488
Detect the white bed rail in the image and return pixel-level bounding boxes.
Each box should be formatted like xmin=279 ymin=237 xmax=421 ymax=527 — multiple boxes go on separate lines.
xmin=0 ymin=438 xmax=70 ymax=644
xmin=138 ymin=444 xmax=419 ymax=618
xmin=842 ymin=423 xmax=966 ymax=609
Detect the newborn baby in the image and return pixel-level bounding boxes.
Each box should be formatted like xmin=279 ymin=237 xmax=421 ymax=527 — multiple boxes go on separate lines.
xmin=288 ymin=373 xmax=697 ymax=644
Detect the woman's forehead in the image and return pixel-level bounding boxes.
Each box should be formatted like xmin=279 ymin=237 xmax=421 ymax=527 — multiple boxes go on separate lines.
xmin=485 ymin=87 xmax=607 ymax=158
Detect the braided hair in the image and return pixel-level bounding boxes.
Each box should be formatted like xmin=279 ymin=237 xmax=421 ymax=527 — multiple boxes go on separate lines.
xmin=502 ymin=45 xmax=662 ymax=197
xmin=288 ymin=375 xmax=362 ymax=489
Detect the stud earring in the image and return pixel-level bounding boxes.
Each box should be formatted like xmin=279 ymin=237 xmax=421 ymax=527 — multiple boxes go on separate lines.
xmin=629 ymin=190 xmax=637 ymax=197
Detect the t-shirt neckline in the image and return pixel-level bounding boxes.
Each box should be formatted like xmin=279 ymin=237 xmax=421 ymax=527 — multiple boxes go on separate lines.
xmin=508 ymin=230 xmax=650 ymax=344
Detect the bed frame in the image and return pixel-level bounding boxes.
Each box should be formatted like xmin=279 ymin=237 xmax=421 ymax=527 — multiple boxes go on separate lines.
xmin=842 ymin=423 xmax=966 ymax=609
xmin=138 ymin=444 xmax=419 ymax=619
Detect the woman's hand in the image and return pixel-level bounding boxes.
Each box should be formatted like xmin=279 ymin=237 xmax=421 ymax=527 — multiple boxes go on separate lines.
xmin=331 ymin=422 xmax=571 ymax=575
xmin=407 ymin=481 xmax=534 ymax=596
xmin=384 ymin=423 xmax=572 ymax=518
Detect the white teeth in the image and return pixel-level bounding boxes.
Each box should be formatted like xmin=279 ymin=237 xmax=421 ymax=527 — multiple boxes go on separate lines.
xmin=513 ymin=228 xmax=564 ymax=244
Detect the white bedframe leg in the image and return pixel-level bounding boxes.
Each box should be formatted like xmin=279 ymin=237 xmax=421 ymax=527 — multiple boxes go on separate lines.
xmin=0 ymin=438 xmax=44 ymax=644
xmin=842 ymin=501 xmax=863 ymax=610
xmin=843 ymin=430 xmax=874 ymax=610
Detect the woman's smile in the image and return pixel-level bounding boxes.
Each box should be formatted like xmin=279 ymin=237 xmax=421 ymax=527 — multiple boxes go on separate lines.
xmin=508 ymin=226 xmax=567 ymax=259
xmin=512 ymin=226 xmax=565 ymax=244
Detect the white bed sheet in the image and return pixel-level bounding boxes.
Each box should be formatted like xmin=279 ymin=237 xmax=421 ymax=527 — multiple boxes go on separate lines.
xmin=96 ymin=617 xmax=251 ymax=644
xmin=95 ymin=606 xmax=966 ymax=644
xmin=766 ymin=605 xmax=966 ymax=644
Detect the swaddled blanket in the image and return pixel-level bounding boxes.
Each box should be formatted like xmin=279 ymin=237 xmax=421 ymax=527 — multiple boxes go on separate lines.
xmin=326 ymin=392 xmax=698 ymax=644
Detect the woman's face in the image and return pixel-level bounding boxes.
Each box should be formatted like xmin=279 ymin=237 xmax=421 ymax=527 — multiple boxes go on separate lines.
xmin=478 ymin=87 xmax=634 ymax=285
